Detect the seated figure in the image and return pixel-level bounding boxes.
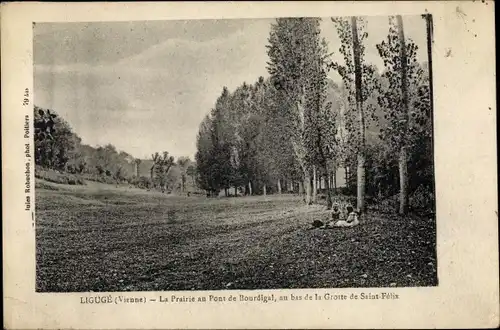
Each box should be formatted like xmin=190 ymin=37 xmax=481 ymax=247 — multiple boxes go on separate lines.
xmin=331 ymin=202 xmax=341 ymax=221
xmin=327 ymin=204 xmax=360 ymax=228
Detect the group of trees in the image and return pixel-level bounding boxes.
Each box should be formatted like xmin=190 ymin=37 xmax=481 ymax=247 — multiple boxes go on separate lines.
xmin=194 ymin=73 xmax=336 ymax=198
xmin=195 ymin=15 xmax=434 ymax=213
xmin=34 ymin=15 xmax=434 ymax=212
xmin=35 ymin=106 xmax=139 ymax=182
xmin=34 ymin=106 xmax=198 ymax=193
xmin=34 ymin=107 xmax=80 ymax=171
xmin=148 ymin=152 xmax=196 ymax=192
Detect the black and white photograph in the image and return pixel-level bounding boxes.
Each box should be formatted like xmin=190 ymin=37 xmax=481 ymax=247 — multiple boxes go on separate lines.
xmin=33 ymin=15 xmax=438 ymax=293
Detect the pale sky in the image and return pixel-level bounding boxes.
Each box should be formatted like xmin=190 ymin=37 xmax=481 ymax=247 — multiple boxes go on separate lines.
xmin=34 ymin=16 xmax=428 ymax=160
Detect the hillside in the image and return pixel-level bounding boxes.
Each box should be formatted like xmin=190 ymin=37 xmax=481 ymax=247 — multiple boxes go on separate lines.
xmin=34 ymin=106 xmax=197 ymax=193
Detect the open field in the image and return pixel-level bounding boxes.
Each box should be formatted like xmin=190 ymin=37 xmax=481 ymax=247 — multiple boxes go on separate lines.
xmin=36 ymin=180 xmax=437 ymax=292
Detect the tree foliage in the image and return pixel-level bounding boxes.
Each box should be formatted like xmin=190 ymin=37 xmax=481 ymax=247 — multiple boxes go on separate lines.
xmin=266 ymin=17 xmax=336 ymax=204
xmin=194 ymin=74 xmax=306 ymax=196
xmin=375 ymin=16 xmax=433 ymax=211
xmin=34 ymin=106 xmax=81 ymax=171
xmin=34 ymin=106 xmax=190 ymax=192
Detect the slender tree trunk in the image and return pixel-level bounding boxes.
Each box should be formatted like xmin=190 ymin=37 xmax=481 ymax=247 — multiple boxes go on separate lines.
xmin=263 ymin=184 xmax=267 ymax=196
xmin=234 ymin=186 xmax=237 ymax=197
xmin=351 ymin=16 xmax=366 ymax=212
xmin=325 ymin=170 xmax=332 ymax=208
xmin=304 ymin=172 xmax=312 ymax=205
xmin=312 ymin=165 xmax=317 ymax=203
xmin=277 ymin=179 xmax=282 ymax=194
xmin=345 ymin=166 xmax=349 ymax=190
xmin=357 ymin=154 xmax=366 ymax=211
xmin=298 ymin=180 xmax=304 ymax=195
xmin=397 ymin=15 xmax=410 ymax=215
xmin=293 ymin=96 xmax=312 ymax=204
xmin=333 ymin=171 xmax=337 ymax=191
xmin=333 ymin=168 xmax=337 ymax=192
xmin=248 ymin=181 xmax=253 ymax=196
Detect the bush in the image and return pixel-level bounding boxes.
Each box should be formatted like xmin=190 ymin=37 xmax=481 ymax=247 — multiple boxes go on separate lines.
xmin=35 ymin=167 xmax=85 ymax=185
xmin=81 ymin=173 xmax=116 ymax=184
xmin=35 ymin=180 xmax=61 ymax=190
xmin=368 ymin=194 xmax=399 ymax=213
xmin=189 ymin=191 xmax=206 ymax=196
xmin=366 ymin=185 xmax=435 ymax=215
xmin=409 ymin=185 xmax=435 ymax=213
xmin=336 ymin=186 xmax=355 ymax=196
xmin=129 ymin=176 xmax=152 ymax=189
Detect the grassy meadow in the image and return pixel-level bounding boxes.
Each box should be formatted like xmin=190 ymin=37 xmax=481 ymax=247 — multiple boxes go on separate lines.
xmin=35 ymin=179 xmax=437 ymax=292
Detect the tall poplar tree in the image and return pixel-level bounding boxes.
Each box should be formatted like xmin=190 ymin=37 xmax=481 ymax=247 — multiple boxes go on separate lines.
xmin=376 ymin=15 xmax=428 ymax=214
xmin=266 ymin=17 xmax=329 ymax=205
xmin=331 ymin=16 xmax=379 ymax=212
xmin=195 ymin=115 xmax=218 ymax=195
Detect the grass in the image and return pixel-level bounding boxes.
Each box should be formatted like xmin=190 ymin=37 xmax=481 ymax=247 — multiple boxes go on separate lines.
xmin=35 ymin=180 xmax=437 ymax=292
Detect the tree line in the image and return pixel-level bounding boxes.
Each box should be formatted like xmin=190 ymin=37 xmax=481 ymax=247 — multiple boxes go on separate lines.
xmin=195 ymin=15 xmax=434 ymax=213
xmin=34 ymin=106 xmax=197 ymax=193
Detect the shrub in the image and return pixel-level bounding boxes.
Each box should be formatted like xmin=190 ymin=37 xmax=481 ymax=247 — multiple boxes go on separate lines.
xmin=368 ymin=194 xmax=399 ymax=213
xmin=81 ymin=173 xmax=116 ymax=184
xmin=35 ymin=180 xmax=61 ymax=190
xmin=189 ymin=191 xmax=206 ymax=196
xmin=129 ymin=176 xmax=151 ymax=189
xmin=35 ymin=167 xmax=85 ymax=185
xmin=409 ymin=185 xmax=435 ymax=213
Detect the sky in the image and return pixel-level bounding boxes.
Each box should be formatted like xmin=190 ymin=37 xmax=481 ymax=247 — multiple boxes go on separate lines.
xmin=34 ymin=16 xmax=428 ymax=160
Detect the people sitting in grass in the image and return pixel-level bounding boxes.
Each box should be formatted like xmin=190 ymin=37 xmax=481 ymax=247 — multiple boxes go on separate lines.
xmin=309 ymin=201 xmax=361 ymax=229
xmin=329 ymin=204 xmax=360 ymax=227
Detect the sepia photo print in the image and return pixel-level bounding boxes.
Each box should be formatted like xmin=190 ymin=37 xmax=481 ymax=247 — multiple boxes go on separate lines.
xmin=33 ymin=15 xmax=438 ymax=293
